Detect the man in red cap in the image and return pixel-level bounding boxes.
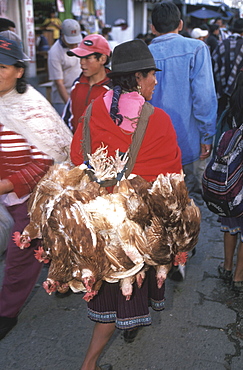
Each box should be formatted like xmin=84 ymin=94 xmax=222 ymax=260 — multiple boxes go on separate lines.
xmin=63 ymin=34 xmax=112 ymax=133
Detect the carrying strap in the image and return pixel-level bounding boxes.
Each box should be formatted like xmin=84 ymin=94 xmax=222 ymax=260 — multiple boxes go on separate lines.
xmin=82 ymin=101 xmax=154 ymax=186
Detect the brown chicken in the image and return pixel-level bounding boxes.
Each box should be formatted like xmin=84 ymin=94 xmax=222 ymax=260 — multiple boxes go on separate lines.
xmin=12 ymin=161 xmax=86 ymax=248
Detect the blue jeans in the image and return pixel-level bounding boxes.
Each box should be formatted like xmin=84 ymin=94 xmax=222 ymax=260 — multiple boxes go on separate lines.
xmin=183 ymin=158 xmax=207 ymax=206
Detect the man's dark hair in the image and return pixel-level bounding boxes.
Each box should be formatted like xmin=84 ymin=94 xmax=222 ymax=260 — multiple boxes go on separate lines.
xmin=214 ymin=17 xmax=224 ymax=25
xmin=93 ymin=52 xmax=110 ymax=66
xmin=209 ymin=24 xmax=219 ymax=34
xmin=151 ymin=2 xmax=181 ymax=34
xmin=0 ymin=18 xmax=15 ymax=32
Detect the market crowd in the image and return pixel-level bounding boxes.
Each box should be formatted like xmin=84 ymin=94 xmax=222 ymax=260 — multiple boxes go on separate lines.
xmin=0 ymin=3 xmax=242 ymax=370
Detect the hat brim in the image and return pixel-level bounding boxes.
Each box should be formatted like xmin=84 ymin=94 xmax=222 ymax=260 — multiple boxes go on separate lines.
xmin=107 ymin=66 xmax=161 ymax=78
xmin=22 ymin=52 xmax=30 ymax=61
xmin=199 ymin=31 xmax=208 ymax=37
xmin=63 ymin=34 xmax=82 ymax=45
xmin=67 ymin=47 xmax=95 ymax=58
xmin=0 ymin=54 xmax=20 ymax=65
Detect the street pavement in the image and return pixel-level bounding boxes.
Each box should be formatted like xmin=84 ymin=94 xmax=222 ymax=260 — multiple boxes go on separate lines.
xmin=0 ymin=203 xmax=243 ymax=370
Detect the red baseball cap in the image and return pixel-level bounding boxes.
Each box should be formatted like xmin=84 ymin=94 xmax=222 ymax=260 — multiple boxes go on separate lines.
xmin=67 ymin=34 xmax=111 ymax=58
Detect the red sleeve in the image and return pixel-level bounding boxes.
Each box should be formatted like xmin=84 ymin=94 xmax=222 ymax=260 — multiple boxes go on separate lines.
xmin=1 ymin=127 xmax=53 ymax=197
xmin=8 ymin=158 xmax=53 ymax=197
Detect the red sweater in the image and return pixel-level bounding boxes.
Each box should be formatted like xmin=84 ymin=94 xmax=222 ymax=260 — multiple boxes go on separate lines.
xmin=63 ymin=69 xmax=112 ymax=133
xmin=71 ymin=94 xmax=182 ymax=182
xmin=0 ymin=124 xmax=53 ymax=199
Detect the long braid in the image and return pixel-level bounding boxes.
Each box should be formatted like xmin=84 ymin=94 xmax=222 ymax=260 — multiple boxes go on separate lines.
xmin=110 ymin=85 xmax=123 ymax=126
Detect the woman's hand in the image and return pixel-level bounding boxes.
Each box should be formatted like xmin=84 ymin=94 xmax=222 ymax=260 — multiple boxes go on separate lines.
xmin=0 ymin=179 xmax=14 ymax=196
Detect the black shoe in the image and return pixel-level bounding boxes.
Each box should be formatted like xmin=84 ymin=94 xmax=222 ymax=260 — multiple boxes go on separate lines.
xmin=123 ymin=327 xmax=140 ymax=343
xmin=189 ymin=247 xmax=196 ymax=258
xmin=55 ymin=288 xmax=73 ymax=298
xmin=168 ymin=265 xmax=186 ymax=282
xmin=99 ymin=365 xmax=113 ymax=370
xmin=218 ymin=263 xmax=232 ymax=284
xmin=231 ymin=281 xmax=243 ymax=293
xmin=0 ymin=316 xmax=18 ymax=340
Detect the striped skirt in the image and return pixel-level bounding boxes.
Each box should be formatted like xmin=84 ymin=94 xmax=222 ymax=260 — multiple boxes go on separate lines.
xmin=87 ymin=267 xmax=165 ymax=330
xmin=220 ymin=216 xmax=243 ymax=242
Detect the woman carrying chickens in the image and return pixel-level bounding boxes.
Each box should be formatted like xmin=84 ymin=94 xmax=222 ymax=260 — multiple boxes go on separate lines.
xmin=0 ymin=36 xmax=73 ymax=340
xmin=71 ymin=39 xmax=182 ymax=370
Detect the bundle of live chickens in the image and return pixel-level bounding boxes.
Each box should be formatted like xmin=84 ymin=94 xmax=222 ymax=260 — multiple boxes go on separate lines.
xmin=13 ymin=145 xmax=201 ymax=302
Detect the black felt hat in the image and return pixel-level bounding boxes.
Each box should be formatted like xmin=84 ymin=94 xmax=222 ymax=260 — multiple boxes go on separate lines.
xmin=107 ymin=39 xmax=160 ymax=78
xmin=232 ymin=19 xmax=243 ymax=34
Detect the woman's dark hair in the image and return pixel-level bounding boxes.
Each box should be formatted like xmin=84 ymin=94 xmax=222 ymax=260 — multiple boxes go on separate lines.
xmin=93 ymin=52 xmax=110 ymax=66
xmin=13 ymin=61 xmax=27 ymax=94
xmin=110 ymin=69 xmax=152 ymax=125
xmin=228 ymin=70 xmax=243 ymax=127
xmin=111 ymin=69 xmax=151 ymax=92
xmin=152 ymin=2 xmax=181 ymax=34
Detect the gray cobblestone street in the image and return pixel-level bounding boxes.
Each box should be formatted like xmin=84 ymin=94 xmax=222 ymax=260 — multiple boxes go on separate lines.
xmin=0 ymin=204 xmax=242 ymax=370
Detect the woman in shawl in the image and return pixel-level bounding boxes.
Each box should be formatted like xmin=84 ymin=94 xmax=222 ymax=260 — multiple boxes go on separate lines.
xmin=0 ymin=36 xmax=72 ymax=340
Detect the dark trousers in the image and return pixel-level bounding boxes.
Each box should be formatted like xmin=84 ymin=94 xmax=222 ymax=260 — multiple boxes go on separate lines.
xmin=217 ymin=95 xmax=230 ymax=121
xmin=0 ymin=201 xmax=43 ymax=318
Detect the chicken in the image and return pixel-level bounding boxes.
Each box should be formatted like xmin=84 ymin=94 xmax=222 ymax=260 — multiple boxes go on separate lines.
xmin=13 ymin=158 xmax=110 ymax=299
xmin=13 ymin=161 xmax=87 ymax=248
xmin=83 ymin=193 xmax=145 ymax=300
xmin=113 ymin=176 xmax=152 ymax=229
xmin=146 ymin=171 xmax=200 ymax=285
xmin=87 ymin=145 xmax=129 ymax=183
xmin=154 ymin=263 xmax=173 ymax=289
xmin=13 ymin=145 xmax=200 ymax=302
xmin=41 ymin=188 xmax=112 ymax=300
xmin=148 ymin=171 xmax=188 ymax=223
xmin=39 ymin=222 xmax=74 ymax=295
xmin=167 ymin=199 xmax=201 ymax=255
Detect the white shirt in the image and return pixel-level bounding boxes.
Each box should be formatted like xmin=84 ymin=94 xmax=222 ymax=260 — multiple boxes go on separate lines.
xmin=48 ymin=40 xmax=81 ymax=104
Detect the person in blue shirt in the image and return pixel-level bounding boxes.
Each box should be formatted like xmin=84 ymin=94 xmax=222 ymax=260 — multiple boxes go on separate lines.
xmin=149 ymin=2 xmax=217 ymax=208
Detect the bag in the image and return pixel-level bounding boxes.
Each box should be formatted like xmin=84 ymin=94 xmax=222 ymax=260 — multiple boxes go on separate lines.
xmin=202 ymin=123 xmax=243 ymax=217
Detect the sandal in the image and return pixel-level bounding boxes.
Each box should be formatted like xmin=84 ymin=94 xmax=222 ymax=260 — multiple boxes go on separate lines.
xmin=218 ymin=262 xmax=232 ymax=284
xmin=232 ymin=281 xmax=243 ymax=293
